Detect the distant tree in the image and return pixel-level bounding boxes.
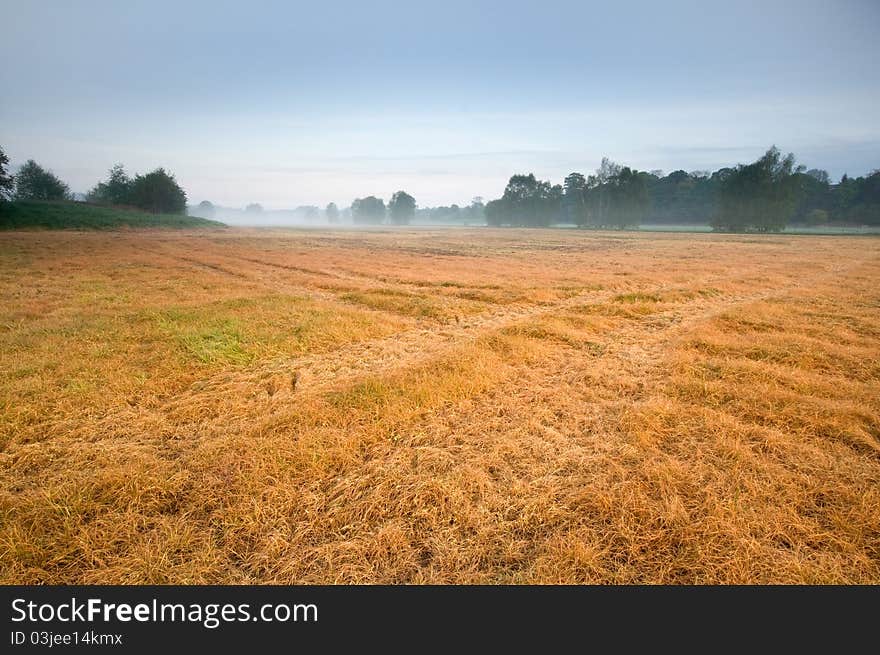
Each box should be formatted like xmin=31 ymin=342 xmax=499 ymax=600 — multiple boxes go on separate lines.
xmin=482 ymin=174 xmax=563 ymax=227
xmin=294 ymin=205 xmax=320 ymax=220
xmin=465 ymin=196 xmax=485 ymax=222
xmin=608 ymin=167 xmax=649 ymax=228
xmin=792 ymin=168 xmax=831 ymax=224
xmin=351 ymin=196 xmax=385 ymax=224
xmin=325 ymin=202 xmax=339 ymax=223
xmin=484 ymin=198 xmax=508 ymax=226
xmin=388 ymin=190 xmax=416 ymax=225
xmin=87 ymin=163 xmax=132 ymax=205
xmin=502 ymin=173 xmax=562 ymax=226
xmin=193 ymin=200 xmax=215 ymax=218
xmin=833 ymin=173 xmax=857 ymax=219
xmin=14 ymin=160 xmax=70 ymax=201
xmin=245 ymin=203 xmax=263 ymax=214
xmin=583 ymin=158 xmax=622 ymax=227
xmin=581 ymin=159 xmax=652 ymax=228
xmin=546 ymin=184 xmax=564 ymax=225
xmin=502 ymin=174 xmax=539 ymax=225
xmin=428 ymin=204 xmax=464 ymax=222
xmin=712 ymin=146 xmax=802 ymax=232
xmin=0 ymin=146 xmax=13 ymax=201
xmin=641 ymin=169 xmax=717 ymax=224
xmin=127 ymin=168 xmax=187 ymax=214
xmin=840 ymin=170 xmax=880 ymax=225
xmin=564 ymin=172 xmax=588 ymax=225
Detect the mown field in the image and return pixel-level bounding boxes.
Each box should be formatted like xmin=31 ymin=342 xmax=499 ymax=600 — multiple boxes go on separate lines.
xmin=1 ymin=228 xmax=878 ymax=583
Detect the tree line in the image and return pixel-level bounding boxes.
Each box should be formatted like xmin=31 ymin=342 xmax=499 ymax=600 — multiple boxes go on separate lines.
xmin=485 ymin=147 xmax=880 ymax=231
xmin=0 ymin=151 xmax=187 ymax=215
xmin=2 ymin=144 xmax=877 ymax=230
xmin=350 ymin=191 xmax=418 ymax=224
xmin=199 ymin=192 xmax=421 ymax=224
xmin=86 ymin=164 xmax=187 ymax=214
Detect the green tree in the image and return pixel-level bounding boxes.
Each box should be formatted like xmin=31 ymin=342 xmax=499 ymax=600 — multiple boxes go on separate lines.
xmin=564 ymin=172 xmax=588 ymax=225
xmin=842 ymin=170 xmax=880 ymax=225
xmin=608 ymin=167 xmax=649 ymax=228
xmin=0 ymin=146 xmax=14 ymax=201
xmin=712 ymin=146 xmax=802 ymax=232
xmin=583 ymin=158 xmax=622 ymax=227
xmin=500 ymin=173 xmax=561 ymax=226
xmin=351 ymin=196 xmax=385 ymax=224
xmin=14 ymin=160 xmax=70 ymax=201
xmin=642 ymin=169 xmax=717 ymax=224
xmin=388 ymin=190 xmax=416 ymax=225
xmin=502 ymin=174 xmax=539 ymax=225
xmin=127 ymin=168 xmax=187 ymax=214
xmin=833 ymin=174 xmax=857 ymax=220
xmin=325 ymin=202 xmax=339 ymax=223
xmin=87 ymin=163 xmax=132 ymax=205
xmin=484 ymin=198 xmax=508 ymax=226
xmin=791 ymin=169 xmax=831 ymax=223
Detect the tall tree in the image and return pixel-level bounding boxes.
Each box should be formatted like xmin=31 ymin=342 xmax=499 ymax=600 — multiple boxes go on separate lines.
xmin=642 ymin=169 xmax=717 ymax=224
xmin=608 ymin=167 xmax=649 ymax=228
xmin=712 ymin=146 xmax=802 ymax=232
xmin=325 ymin=202 xmax=339 ymax=223
xmin=838 ymin=170 xmax=880 ymax=225
xmin=14 ymin=160 xmax=70 ymax=201
xmin=351 ymin=196 xmax=385 ymax=224
xmin=127 ymin=168 xmax=187 ymax=214
xmin=792 ymin=169 xmax=831 ymax=223
xmin=388 ymin=190 xmax=416 ymax=225
xmin=87 ymin=163 xmax=132 ymax=205
xmin=498 ymin=173 xmax=561 ymax=226
xmin=484 ymin=198 xmax=507 ymax=226
xmin=833 ymin=173 xmax=858 ymax=220
xmin=564 ymin=172 xmax=588 ymax=225
xmin=0 ymin=146 xmax=14 ymax=201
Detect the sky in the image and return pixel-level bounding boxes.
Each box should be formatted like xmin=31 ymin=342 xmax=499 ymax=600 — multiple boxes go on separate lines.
xmin=1 ymin=0 xmax=879 ymax=209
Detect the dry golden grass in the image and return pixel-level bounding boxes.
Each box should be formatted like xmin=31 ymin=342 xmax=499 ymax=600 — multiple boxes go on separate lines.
xmin=1 ymin=227 xmax=878 ymax=583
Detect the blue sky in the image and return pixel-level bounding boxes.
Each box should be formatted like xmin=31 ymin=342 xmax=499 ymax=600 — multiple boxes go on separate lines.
xmin=1 ymin=0 xmax=878 ymax=208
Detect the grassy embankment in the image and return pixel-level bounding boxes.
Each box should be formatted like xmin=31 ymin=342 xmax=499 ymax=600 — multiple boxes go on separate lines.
xmin=0 ymin=200 xmax=224 ymax=230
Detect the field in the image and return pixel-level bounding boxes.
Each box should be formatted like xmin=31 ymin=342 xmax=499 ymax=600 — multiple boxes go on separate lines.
xmin=1 ymin=227 xmax=879 ymax=583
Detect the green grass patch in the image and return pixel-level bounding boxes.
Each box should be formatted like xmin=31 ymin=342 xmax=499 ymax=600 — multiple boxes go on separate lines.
xmin=153 ymin=309 xmax=251 ymax=364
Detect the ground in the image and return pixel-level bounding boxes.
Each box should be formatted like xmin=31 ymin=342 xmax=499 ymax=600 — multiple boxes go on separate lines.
xmin=1 ymin=227 xmax=878 ymax=583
